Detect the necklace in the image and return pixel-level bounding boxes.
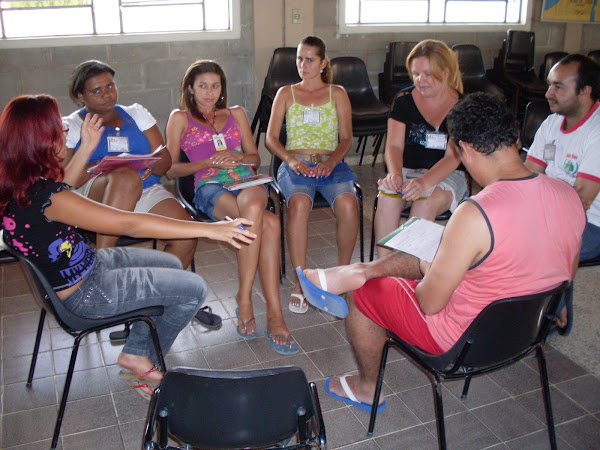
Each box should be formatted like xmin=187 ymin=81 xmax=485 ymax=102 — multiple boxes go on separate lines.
xmin=199 ymin=108 xmax=217 ymax=131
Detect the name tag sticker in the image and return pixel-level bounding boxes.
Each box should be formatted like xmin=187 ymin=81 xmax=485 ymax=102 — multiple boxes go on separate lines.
xmin=303 ymin=109 xmax=321 ymax=124
xmin=426 ymin=131 xmax=447 ymax=150
xmin=213 ymin=133 xmax=227 ymax=151
xmin=544 ymin=143 xmax=556 ymax=161
xmin=107 ymin=136 xmax=129 ymax=153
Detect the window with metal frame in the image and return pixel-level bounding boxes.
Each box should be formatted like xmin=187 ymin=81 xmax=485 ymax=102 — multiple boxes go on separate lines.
xmin=0 ymin=0 xmax=231 ymax=39
xmin=344 ymin=0 xmax=524 ymax=24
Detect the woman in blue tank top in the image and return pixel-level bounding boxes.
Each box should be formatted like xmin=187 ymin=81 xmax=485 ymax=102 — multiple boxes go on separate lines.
xmin=266 ymin=36 xmax=360 ymax=314
xmin=61 ymin=60 xmax=197 ymax=271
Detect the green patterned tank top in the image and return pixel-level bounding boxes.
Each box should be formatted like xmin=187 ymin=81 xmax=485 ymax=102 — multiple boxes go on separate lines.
xmin=285 ymin=85 xmax=338 ymax=151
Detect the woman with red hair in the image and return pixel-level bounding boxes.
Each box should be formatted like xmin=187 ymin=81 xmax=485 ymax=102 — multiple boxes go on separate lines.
xmin=0 ymin=95 xmax=255 ymax=400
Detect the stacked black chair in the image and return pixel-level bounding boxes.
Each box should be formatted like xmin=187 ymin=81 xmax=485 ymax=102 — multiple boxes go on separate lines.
xmin=452 ymin=44 xmax=504 ymax=99
xmin=0 ymin=231 xmax=166 ymax=449
xmin=520 ymin=100 xmax=551 ymax=152
xmin=490 ymin=30 xmax=548 ymax=116
xmin=251 ymin=47 xmax=301 ymax=146
xmin=539 ymin=51 xmax=568 ymax=81
xmin=378 ymin=41 xmax=418 ymax=105
xmin=368 ymin=281 xmax=570 ymax=450
xmin=143 ymin=366 xmax=326 ymax=449
xmin=587 ymin=50 xmax=600 ymax=65
xmin=331 ymin=56 xmax=390 ymax=166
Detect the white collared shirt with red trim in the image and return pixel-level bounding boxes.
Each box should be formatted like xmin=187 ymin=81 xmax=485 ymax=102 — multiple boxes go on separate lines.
xmin=527 ymin=100 xmax=600 ymax=226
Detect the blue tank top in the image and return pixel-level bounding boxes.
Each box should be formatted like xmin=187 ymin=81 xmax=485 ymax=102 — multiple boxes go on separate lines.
xmin=74 ymin=105 xmax=160 ymax=189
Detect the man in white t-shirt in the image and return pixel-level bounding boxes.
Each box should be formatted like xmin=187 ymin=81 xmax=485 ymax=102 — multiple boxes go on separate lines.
xmin=526 ymin=54 xmax=600 ymax=262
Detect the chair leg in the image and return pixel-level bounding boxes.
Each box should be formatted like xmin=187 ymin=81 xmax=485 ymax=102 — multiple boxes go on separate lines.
xmin=27 ymin=308 xmax=46 ymax=387
xmin=368 ymin=339 xmax=391 ymax=436
xmin=279 ymin=195 xmax=286 ymax=280
xmin=358 ymin=188 xmax=364 ymax=263
xmin=356 ymin=136 xmax=364 ymax=153
xmin=358 ymin=137 xmax=369 ymax=166
xmin=461 ymin=376 xmax=471 ymax=399
xmin=537 ymin=346 xmax=558 ymax=450
xmin=52 ymin=332 xmax=87 ymax=449
xmin=369 ymin=194 xmax=379 ymax=262
xmin=142 ymin=316 xmax=167 ymax=372
xmin=432 ymin=376 xmax=447 ymax=450
xmin=371 ymin=134 xmax=385 ymax=168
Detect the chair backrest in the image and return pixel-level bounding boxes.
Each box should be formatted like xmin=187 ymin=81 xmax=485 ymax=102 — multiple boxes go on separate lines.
xmin=385 ymin=41 xmax=417 ymax=83
xmin=502 ymin=30 xmax=536 ymax=74
xmin=436 ymin=281 xmax=569 ymax=371
xmin=587 ymin=49 xmax=600 ymax=65
xmin=453 ymin=44 xmax=486 ymax=79
xmin=521 ymin=100 xmax=551 ymax=150
xmin=539 ymin=51 xmax=567 ymax=80
xmin=152 ymin=366 xmax=319 ymax=448
xmin=330 ymin=56 xmax=378 ymax=100
xmin=176 ymin=150 xmax=197 ymax=210
xmin=263 ymin=47 xmax=301 ymax=99
xmin=0 ymin=231 xmax=95 ymax=334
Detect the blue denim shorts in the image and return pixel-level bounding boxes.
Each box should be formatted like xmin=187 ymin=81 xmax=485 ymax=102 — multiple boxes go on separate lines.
xmin=580 ymin=220 xmax=600 ymax=262
xmin=193 ymin=182 xmax=268 ymax=221
xmin=277 ymin=163 xmax=356 ymax=210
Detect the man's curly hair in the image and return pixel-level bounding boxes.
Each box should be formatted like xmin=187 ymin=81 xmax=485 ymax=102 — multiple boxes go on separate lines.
xmin=447 ymin=93 xmax=519 ymax=155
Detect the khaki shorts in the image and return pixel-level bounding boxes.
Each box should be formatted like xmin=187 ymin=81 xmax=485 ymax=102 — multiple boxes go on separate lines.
xmin=75 ymin=179 xmax=174 ymax=213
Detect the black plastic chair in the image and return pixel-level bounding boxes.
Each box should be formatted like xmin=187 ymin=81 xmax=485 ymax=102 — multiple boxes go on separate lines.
xmin=270 ymin=152 xmax=365 ymax=268
xmin=556 ymin=255 xmax=600 ymax=336
xmin=539 ymin=51 xmax=568 ymax=81
xmin=521 ymin=100 xmax=551 ymax=152
xmin=330 ymin=56 xmax=390 ymax=167
xmin=0 ymin=231 xmax=166 ymax=449
xmin=251 ymin=47 xmax=301 ymax=146
xmin=493 ymin=30 xmax=548 ymax=115
xmin=452 ymin=44 xmax=504 ymax=99
xmin=587 ymin=49 xmax=600 ymax=65
xmin=378 ymin=41 xmax=418 ymax=105
xmin=368 ymin=281 xmax=570 ymax=450
xmin=143 ymin=366 xmax=326 ymax=449
xmin=177 ymin=150 xmax=283 ymax=281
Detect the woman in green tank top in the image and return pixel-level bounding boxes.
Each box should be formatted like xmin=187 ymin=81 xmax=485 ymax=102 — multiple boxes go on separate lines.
xmin=266 ymin=36 xmax=360 ymax=314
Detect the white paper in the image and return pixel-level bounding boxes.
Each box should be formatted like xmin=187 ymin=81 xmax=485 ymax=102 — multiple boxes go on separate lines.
xmin=379 ymin=217 xmax=444 ymax=262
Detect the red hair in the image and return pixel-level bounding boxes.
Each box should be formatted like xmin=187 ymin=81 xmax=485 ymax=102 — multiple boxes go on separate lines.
xmin=0 ymin=95 xmax=65 ymax=217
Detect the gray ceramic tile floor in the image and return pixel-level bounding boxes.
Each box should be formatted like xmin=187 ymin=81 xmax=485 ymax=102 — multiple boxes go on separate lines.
xmin=1 ymin=160 xmax=599 ymax=449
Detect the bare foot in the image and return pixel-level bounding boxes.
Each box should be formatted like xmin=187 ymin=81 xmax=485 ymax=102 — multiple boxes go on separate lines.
xmin=267 ymin=316 xmax=295 ymax=346
xmin=304 ymin=264 xmax=368 ymax=296
xmin=290 ymin=290 xmax=308 ymax=309
xmin=117 ymin=353 xmax=163 ymax=397
xmin=236 ymin=295 xmax=256 ymax=336
xmin=556 ymin=306 xmax=568 ymax=328
xmin=327 ymin=374 xmax=382 ymax=406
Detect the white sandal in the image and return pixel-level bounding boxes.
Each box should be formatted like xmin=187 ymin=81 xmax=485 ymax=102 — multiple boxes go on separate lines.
xmin=289 ymin=293 xmax=309 ymax=314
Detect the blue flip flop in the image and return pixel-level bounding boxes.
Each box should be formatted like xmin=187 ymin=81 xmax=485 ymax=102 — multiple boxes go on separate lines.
xmin=324 ymin=375 xmax=386 ymax=413
xmin=296 ymin=267 xmax=349 ymax=318
xmin=235 ymin=307 xmax=257 ymax=340
xmin=263 ymin=329 xmax=300 ymax=355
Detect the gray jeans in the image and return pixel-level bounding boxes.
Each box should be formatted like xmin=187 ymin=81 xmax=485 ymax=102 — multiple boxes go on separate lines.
xmin=62 ymin=247 xmax=206 ymax=363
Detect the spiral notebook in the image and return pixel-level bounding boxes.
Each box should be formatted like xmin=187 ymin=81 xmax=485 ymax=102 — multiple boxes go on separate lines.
xmin=87 ymin=153 xmax=160 ymax=176
xmin=222 ymin=174 xmax=273 ymax=191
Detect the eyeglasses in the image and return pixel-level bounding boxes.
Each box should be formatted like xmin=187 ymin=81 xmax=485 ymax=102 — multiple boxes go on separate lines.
xmin=62 ymin=122 xmax=69 ymax=134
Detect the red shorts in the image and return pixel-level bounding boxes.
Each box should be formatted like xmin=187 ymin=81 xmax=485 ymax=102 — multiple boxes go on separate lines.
xmin=353 ymin=277 xmax=444 ymax=354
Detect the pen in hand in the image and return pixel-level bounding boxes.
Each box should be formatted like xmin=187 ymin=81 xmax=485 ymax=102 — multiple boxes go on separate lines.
xmin=225 ymin=215 xmax=247 ymax=230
